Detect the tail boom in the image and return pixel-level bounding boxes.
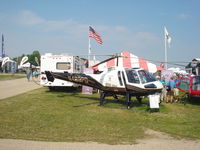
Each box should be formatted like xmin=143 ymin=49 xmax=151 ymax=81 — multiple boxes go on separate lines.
xmin=45 ymin=71 xmax=103 ymax=90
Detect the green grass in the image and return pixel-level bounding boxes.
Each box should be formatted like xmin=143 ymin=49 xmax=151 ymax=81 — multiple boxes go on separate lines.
xmin=0 ymin=87 xmax=200 ymax=144
xmin=0 ymin=73 xmax=26 ymax=80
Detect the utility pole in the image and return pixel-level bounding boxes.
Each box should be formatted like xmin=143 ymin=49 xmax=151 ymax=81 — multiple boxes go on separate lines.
xmin=2 ymin=34 xmax=5 ymax=58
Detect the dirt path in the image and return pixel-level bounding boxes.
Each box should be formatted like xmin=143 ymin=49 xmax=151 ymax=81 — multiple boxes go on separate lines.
xmin=0 ymin=79 xmax=200 ymax=150
xmin=0 ymin=130 xmax=200 ymax=150
xmin=0 ymin=78 xmax=41 ymax=100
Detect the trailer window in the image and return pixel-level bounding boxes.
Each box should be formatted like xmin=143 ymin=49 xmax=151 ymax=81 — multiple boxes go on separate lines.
xmin=56 ymin=62 xmax=71 ymax=70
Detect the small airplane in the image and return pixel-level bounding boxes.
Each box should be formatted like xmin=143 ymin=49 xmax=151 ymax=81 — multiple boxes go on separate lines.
xmin=45 ymin=64 xmax=163 ymax=109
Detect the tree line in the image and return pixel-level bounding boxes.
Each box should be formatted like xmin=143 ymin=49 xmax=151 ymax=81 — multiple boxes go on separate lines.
xmin=13 ymin=50 xmax=41 ymax=66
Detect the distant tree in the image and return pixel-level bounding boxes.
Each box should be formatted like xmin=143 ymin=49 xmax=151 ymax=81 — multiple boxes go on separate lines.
xmin=12 ymin=57 xmax=18 ymax=62
xmin=28 ymin=50 xmax=41 ymax=66
xmin=12 ymin=51 xmax=40 ymax=66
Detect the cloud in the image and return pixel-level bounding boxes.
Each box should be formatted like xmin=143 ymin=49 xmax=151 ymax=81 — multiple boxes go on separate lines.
xmin=2 ymin=10 xmax=160 ymax=58
xmin=16 ymin=10 xmax=45 ymax=25
xmin=177 ymin=13 xmax=190 ymax=19
xmin=14 ymin=10 xmax=89 ymax=38
xmin=15 ymin=10 xmax=158 ymax=42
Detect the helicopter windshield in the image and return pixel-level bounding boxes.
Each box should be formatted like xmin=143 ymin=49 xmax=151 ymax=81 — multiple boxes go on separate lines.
xmin=138 ymin=70 xmax=156 ymax=84
xmin=126 ymin=70 xmax=140 ymax=84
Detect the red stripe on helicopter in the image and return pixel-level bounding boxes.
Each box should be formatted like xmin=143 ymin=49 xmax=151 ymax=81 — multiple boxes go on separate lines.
xmin=122 ymin=51 xmax=131 ymax=68
xmin=92 ymin=65 xmax=98 ymax=71
xmin=156 ymin=65 xmax=164 ymax=71
xmin=139 ymin=58 xmax=148 ymax=71
xmin=107 ymin=58 xmax=115 ymax=68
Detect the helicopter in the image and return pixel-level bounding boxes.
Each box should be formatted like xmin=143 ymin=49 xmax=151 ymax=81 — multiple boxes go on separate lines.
xmin=45 ymin=62 xmax=163 ymax=109
xmin=177 ymin=74 xmax=200 ymax=100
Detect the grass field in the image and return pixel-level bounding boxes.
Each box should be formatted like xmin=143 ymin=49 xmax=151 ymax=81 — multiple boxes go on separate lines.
xmin=0 ymin=73 xmax=26 ymax=81
xmin=0 ymin=87 xmax=200 ymax=144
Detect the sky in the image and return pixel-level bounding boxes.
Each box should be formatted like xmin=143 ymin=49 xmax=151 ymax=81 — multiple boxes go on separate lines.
xmin=0 ymin=0 xmax=200 ymax=67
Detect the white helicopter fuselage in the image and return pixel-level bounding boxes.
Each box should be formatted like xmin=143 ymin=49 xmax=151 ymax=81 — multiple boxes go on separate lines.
xmin=85 ymin=66 xmax=163 ymax=96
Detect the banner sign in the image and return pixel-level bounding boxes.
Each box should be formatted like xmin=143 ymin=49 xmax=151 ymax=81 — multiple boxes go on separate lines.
xmin=1 ymin=57 xmax=11 ymax=67
xmin=82 ymin=68 xmax=94 ymax=94
xmin=35 ymin=57 xmax=39 ymax=66
xmin=161 ymin=70 xmax=174 ymax=83
xmin=149 ymin=94 xmax=160 ymax=109
xmin=20 ymin=56 xmax=28 ymax=66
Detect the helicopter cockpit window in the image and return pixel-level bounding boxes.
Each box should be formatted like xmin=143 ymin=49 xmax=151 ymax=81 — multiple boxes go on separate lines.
xmin=125 ymin=70 xmax=140 ymax=84
xmin=138 ymin=70 xmax=156 ymax=84
xmin=192 ymin=76 xmax=200 ymax=90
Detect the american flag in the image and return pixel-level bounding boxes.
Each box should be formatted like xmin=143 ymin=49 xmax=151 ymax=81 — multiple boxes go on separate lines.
xmin=89 ymin=26 xmax=103 ymax=44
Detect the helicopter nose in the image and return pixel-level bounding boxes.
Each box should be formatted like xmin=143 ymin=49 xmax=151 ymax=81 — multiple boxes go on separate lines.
xmin=154 ymin=81 xmax=163 ymax=89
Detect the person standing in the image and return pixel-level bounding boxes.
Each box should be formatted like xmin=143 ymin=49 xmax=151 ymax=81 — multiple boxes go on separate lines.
xmin=26 ymin=68 xmax=32 ymax=82
xmin=33 ymin=69 xmax=38 ymax=78
xmin=174 ymin=75 xmax=180 ymax=102
xmin=159 ymin=77 xmax=167 ymax=102
xmin=166 ymin=76 xmax=176 ymax=103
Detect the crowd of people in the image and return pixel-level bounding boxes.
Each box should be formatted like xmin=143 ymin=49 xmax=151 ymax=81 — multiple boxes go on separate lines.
xmin=26 ymin=68 xmax=39 ymax=82
xmin=157 ymin=75 xmax=181 ymax=103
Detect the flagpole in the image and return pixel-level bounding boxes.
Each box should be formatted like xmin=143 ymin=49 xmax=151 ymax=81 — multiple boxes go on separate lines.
xmin=88 ymin=35 xmax=91 ymax=67
xmin=2 ymin=34 xmax=4 ymax=58
xmin=164 ymin=27 xmax=168 ymax=69
xmin=165 ymin=35 xmax=167 ymax=69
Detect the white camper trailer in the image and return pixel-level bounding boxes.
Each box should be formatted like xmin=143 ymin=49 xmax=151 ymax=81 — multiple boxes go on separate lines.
xmin=40 ymin=53 xmax=84 ymax=90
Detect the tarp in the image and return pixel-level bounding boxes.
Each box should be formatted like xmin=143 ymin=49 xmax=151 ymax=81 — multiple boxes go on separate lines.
xmin=92 ymin=51 xmax=164 ymax=73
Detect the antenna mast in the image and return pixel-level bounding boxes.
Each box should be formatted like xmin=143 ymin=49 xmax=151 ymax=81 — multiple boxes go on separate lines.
xmin=1 ymin=34 xmax=5 ymax=58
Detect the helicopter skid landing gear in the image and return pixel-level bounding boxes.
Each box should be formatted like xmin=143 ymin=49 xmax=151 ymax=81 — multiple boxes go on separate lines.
xmin=113 ymin=94 xmax=119 ymax=102
xmin=126 ymin=92 xmax=131 ymax=109
xmin=100 ymin=91 xmax=132 ymax=109
xmin=100 ymin=91 xmax=106 ymax=106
